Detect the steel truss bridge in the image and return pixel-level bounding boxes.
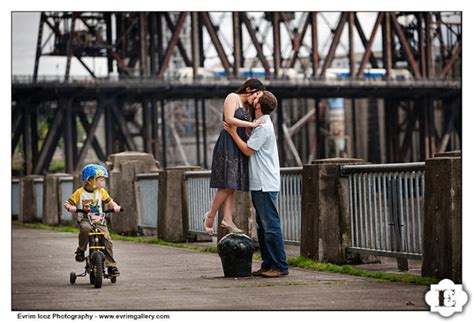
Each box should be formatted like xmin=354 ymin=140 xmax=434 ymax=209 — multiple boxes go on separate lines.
xmin=12 ymin=12 xmax=461 ymax=175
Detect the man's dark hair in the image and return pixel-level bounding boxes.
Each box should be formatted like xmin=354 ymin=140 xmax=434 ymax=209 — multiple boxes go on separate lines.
xmin=259 ymin=91 xmax=278 ymax=115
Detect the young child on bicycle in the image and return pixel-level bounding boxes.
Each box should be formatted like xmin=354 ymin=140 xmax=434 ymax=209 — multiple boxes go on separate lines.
xmin=64 ymin=164 xmax=122 ymax=276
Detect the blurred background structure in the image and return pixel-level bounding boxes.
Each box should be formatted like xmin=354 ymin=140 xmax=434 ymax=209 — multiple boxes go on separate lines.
xmin=11 ymin=12 xmax=461 ymax=175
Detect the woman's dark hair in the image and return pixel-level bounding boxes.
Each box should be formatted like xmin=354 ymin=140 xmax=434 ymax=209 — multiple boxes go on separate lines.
xmin=235 ymin=78 xmax=265 ymax=95
xmin=234 ymin=78 xmax=264 ymax=120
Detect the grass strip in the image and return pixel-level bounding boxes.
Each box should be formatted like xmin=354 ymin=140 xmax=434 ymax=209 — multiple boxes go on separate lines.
xmin=288 ymin=256 xmax=438 ymax=286
xmin=13 ymin=221 xmax=438 ymax=286
xmin=13 ymin=221 xmax=218 ymax=254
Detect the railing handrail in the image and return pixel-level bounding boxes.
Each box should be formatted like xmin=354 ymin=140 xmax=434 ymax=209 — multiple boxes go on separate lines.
xmin=280 ymin=167 xmax=303 ymax=174
xmin=183 ymin=167 xmax=303 ymax=180
xmin=136 ymin=173 xmax=160 ymax=180
xmin=340 ymin=162 xmax=425 ymax=176
xmin=58 ymin=176 xmax=74 ymax=182
xmin=183 ymin=170 xmax=212 ymax=179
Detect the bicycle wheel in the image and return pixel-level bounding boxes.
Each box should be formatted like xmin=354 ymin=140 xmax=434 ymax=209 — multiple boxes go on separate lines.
xmin=69 ymin=272 xmax=76 ymax=284
xmin=89 ymin=270 xmax=95 ymax=285
xmin=91 ymin=253 xmax=104 ymax=288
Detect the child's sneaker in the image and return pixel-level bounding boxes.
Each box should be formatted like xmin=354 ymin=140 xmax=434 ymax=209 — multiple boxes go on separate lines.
xmin=75 ymin=248 xmax=85 ymax=262
xmin=107 ymin=267 xmax=120 ymax=276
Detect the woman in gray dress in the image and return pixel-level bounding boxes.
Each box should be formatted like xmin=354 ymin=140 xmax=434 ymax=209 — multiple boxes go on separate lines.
xmin=204 ymin=79 xmax=265 ymax=235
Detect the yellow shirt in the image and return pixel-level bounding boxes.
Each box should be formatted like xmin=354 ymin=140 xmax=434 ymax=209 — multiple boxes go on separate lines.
xmin=66 ymin=186 xmax=114 ymax=215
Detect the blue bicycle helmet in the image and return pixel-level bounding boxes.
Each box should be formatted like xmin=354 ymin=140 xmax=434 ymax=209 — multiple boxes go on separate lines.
xmin=81 ymin=164 xmax=109 ymax=182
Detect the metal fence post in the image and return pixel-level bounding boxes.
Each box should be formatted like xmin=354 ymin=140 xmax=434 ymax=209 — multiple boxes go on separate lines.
xmin=388 ymin=177 xmax=408 ymax=271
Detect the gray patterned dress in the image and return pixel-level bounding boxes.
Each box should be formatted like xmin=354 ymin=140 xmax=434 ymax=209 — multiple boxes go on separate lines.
xmin=210 ymin=107 xmax=251 ymax=191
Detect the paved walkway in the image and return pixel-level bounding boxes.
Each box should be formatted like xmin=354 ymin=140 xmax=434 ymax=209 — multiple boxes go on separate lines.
xmin=12 ymin=225 xmax=430 ymax=311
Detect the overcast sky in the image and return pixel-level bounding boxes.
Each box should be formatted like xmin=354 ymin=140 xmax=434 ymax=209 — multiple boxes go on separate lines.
xmin=12 ymin=12 xmax=111 ymax=76
xmin=12 ymin=13 xmax=40 ymax=75
xmin=12 ymin=12 xmax=388 ymax=77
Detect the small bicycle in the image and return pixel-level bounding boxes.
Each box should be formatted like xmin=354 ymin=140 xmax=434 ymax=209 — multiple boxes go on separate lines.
xmin=69 ymin=208 xmax=123 ymax=288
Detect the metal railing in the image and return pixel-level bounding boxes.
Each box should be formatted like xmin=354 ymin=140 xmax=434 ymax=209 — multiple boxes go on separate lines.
xmin=135 ymin=173 xmax=160 ymax=231
xmin=33 ymin=178 xmax=44 ymax=220
xmin=183 ymin=171 xmax=218 ymax=235
xmin=12 ymin=179 xmax=20 ymax=217
xmin=12 ymin=167 xmax=303 ymax=243
xmin=58 ymin=176 xmax=74 ymax=223
xmin=279 ymin=168 xmax=302 ymax=243
xmin=11 ymin=176 xmax=73 ymax=222
xmin=340 ymin=162 xmax=425 ymax=259
xmin=183 ymin=168 xmax=302 ymax=243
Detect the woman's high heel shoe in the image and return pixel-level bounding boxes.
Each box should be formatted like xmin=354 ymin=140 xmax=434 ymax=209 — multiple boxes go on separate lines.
xmin=203 ymin=212 xmax=214 ymax=235
xmin=220 ymin=220 xmax=244 ymax=233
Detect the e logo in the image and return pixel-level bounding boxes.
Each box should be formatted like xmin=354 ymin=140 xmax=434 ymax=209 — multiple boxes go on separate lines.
xmin=425 ymin=279 xmax=468 ymax=317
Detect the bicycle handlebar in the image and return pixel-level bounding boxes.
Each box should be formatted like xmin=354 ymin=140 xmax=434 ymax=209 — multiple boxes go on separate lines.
xmin=74 ymin=208 xmax=124 ymax=215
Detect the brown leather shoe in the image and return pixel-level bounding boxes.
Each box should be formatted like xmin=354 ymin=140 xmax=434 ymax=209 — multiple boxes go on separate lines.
xmin=261 ymin=269 xmax=287 ymax=278
xmin=252 ymin=268 xmax=270 ymax=276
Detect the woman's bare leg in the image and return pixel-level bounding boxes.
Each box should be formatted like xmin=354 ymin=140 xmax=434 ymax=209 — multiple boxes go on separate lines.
xmin=205 ymin=188 xmax=234 ymax=228
xmin=221 ymin=192 xmax=242 ymax=232
xmin=222 ymin=190 xmax=235 ymax=224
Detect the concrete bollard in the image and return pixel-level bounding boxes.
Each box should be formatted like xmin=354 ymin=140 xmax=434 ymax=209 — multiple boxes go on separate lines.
xmin=19 ymin=175 xmax=44 ymax=223
xmin=301 ymin=158 xmax=365 ymax=264
xmin=217 ymin=233 xmax=254 ymax=277
xmin=107 ymin=152 xmax=160 ymax=235
xmin=43 ymin=173 xmax=70 ymax=225
xmin=422 ymin=151 xmax=461 ymax=283
xmin=158 ymin=166 xmax=200 ymax=242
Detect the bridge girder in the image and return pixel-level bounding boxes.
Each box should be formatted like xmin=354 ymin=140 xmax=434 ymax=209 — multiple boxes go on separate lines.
xmin=13 ymin=11 xmax=462 ymax=175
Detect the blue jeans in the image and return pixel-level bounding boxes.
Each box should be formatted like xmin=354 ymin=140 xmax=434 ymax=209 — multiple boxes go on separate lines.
xmin=251 ymin=191 xmax=288 ymax=272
